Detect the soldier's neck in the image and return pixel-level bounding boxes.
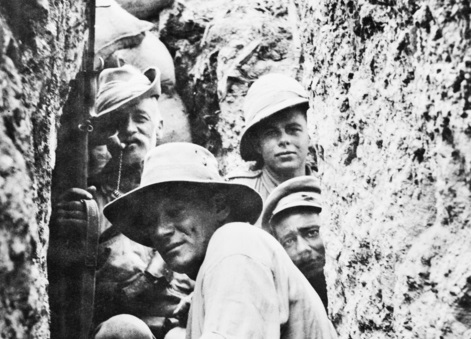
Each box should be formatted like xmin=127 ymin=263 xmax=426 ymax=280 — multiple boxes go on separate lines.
xmin=308 ymin=273 xmax=328 ymax=310
xmin=263 ymin=164 xmax=306 ymax=184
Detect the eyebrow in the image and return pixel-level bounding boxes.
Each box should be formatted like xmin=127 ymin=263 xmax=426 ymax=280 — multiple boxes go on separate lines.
xmin=132 ymin=109 xmax=151 ymax=116
xmin=262 ymin=123 xmax=278 ymax=130
xmin=286 ymin=122 xmax=303 ymax=128
xmin=298 ymin=225 xmax=321 ymax=232
xmin=278 ymin=229 xmax=297 ymax=240
xmin=265 ymin=119 xmax=303 ymax=128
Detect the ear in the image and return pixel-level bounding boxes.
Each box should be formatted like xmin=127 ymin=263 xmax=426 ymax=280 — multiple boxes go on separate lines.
xmin=211 ymin=192 xmax=231 ymax=223
xmin=268 ymin=222 xmax=279 ymax=239
xmin=155 ymin=118 xmax=164 ymax=143
xmin=152 ymin=103 xmax=164 ymax=144
xmin=251 ymin=136 xmax=262 ymax=155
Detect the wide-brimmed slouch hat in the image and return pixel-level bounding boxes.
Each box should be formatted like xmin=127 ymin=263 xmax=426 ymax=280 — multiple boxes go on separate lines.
xmin=261 ymin=176 xmax=322 ymax=233
xmin=95 ymin=64 xmax=161 ymax=117
xmin=240 ymin=73 xmax=309 ymax=161
xmin=104 ymin=142 xmax=263 ymax=247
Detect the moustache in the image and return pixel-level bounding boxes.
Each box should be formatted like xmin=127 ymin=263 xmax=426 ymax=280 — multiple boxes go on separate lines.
xmin=107 ymin=134 xmax=144 ymax=151
xmin=297 ymin=258 xmax=325 ymax=271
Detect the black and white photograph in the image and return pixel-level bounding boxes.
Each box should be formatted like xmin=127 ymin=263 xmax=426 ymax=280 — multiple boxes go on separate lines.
xmin=0 ymin=0 xmax=470 ymax=338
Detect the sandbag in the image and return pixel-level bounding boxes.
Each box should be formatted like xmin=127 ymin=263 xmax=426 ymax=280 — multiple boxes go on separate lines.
xmin=115 ymin=0 xmax=174 ymax=20
xmin=95 ymin=0 xmax=154 ymax=65
xmin=108 ymin=31 xmax=175 ymax=87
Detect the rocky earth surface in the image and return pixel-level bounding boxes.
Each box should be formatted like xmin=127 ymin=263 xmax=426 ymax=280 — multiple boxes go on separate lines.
xmin=1 ymin=0 xmax=470 ymax=338
xmin=294 ymin=0 xmax=471 ymax=338
xmin=0 ymin=0 xmax=87 ymax=337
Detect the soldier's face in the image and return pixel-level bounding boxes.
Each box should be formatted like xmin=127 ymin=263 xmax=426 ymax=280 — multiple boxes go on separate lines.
xmin=141 ymin=186 xmax=223 ymax=279
xmin=97 ymin=97 xmax=162 ymax=165
xmin=272 ymin=209 xmax=325 ymax=282
xmin=256 ymin=107 xmax=309 ymax=177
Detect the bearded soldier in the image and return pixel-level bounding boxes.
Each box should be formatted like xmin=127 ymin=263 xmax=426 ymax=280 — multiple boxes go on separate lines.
xmin=49 ymin=65 xmax=191 ymax=339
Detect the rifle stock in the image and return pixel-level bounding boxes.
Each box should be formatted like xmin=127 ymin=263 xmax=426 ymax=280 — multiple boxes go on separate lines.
xmin=77 ymin=1 xmax=99 ymax=338
xmin=50 ymin=1 xmax=99 ymax=338
xmin=59 ymin=0 xmax=99 ymax=337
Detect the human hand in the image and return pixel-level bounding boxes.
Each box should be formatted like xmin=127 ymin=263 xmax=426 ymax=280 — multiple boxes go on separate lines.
xmin=50 ymin=186 xmax=97 ymax=267
xmin=55 ymin=187 xmax=96 ymax=238
xmin=173 ymin=292 xmax=193 ymax=325
xmin=105 ymin=133 xmax=125 ymax=160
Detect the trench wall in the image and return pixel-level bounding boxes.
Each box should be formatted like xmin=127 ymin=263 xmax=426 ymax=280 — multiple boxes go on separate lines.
xmin=1 ymin=0 xmax=470 ymax=338
xmin=294 ymin=0 xmax=471 ymax=338
xmin=0 ymin=0 xmax=86 ymax=337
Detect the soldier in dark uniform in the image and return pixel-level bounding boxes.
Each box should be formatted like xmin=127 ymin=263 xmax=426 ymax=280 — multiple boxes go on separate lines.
xmin=261 ymin=176 xmax=328 ymax=310
xmin=227 ymin=73 xmax=314 ymax=202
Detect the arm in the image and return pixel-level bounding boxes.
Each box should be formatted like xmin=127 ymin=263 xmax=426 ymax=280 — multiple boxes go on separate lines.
xmin=199 ymin=255 xmax=285 ymax=339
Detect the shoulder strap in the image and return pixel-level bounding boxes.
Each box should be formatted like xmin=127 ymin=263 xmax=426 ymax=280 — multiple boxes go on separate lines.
xmin=80 ymin=199 xmax=100 ymax=339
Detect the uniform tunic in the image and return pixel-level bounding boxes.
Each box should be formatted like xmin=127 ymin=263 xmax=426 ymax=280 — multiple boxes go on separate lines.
xmin=227 ymin=167 xmax=314 ymax=226
xmin=226 ymin=166 xmax=313 ymax=202
xmin=187 ymin=222 xmax=337 ymax=339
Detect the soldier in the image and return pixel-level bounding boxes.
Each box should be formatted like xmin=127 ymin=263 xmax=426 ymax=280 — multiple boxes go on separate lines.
xmin=103 ymin=142 xmax=337 ymax=339
xmin=49 ymin=65 xmax=191 ymax=339
xmin=227 ymin=73 xmax=314 ymax=201
xmin=261 ymin=176 xmax=328 ymax=310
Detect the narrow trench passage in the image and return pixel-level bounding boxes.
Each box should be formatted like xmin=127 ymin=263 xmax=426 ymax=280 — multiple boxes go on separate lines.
xmin=0 ymin=1 xmax=470 ymax=338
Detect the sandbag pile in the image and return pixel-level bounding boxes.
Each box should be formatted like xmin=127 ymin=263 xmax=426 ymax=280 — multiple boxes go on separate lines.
xmin=115 ymin=0 xmax=174 ymax=19
xmin=95 ymin=0 xmax=174 ymax=85
xmin=90 ymin=0 xmax=191 ymax=177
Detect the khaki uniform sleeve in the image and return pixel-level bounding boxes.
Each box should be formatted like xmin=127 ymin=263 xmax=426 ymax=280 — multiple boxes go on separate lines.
xmin=198 ymin=254 xmax=285 ymax=339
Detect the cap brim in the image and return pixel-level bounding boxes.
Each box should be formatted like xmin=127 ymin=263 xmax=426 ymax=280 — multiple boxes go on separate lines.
xmin=240 ymin=99 xmax=309 ymax=161
xmin=271 ymin=201 xmax=322 ymax=219
xmin=95 ymin=67 xmax=161 ymax=118
xmin=103 ymin=180 xmax=263 ymax=247
xmin=261 ymin=176 xmax=321 ymax=232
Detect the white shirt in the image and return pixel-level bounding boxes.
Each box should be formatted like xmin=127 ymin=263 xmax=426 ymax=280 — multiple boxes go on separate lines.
xmin=187 ymin=222 xmax=337 ymax=339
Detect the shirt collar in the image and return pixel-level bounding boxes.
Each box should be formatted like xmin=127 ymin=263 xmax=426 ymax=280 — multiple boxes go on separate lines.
xmin=261 ymin=165 xmax=313 ymax=194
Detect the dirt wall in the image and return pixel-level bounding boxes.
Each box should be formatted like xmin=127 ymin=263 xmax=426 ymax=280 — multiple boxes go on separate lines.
xmin=1 ymin=0 xmax=470 ymax=338
xmin=0 ymin=0 xmax=87 ymax=337
xmin=294 ymin=0 xmax=471 ymax=338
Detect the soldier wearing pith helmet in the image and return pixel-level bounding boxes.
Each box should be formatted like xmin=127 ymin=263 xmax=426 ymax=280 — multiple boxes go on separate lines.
xmin=227 ymin=73 xmax=314 ymax=201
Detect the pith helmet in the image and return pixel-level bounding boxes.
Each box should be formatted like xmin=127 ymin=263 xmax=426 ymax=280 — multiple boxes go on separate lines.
xmin=95 ymin=64 xmax=161 ymax=117
xmin=261 ymin=176 xmax=322 ymax=233
xmin=240 ymin=73 xmax=309 ymax=161
xmin=103 ymin=142 xmax=263 ymax=247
